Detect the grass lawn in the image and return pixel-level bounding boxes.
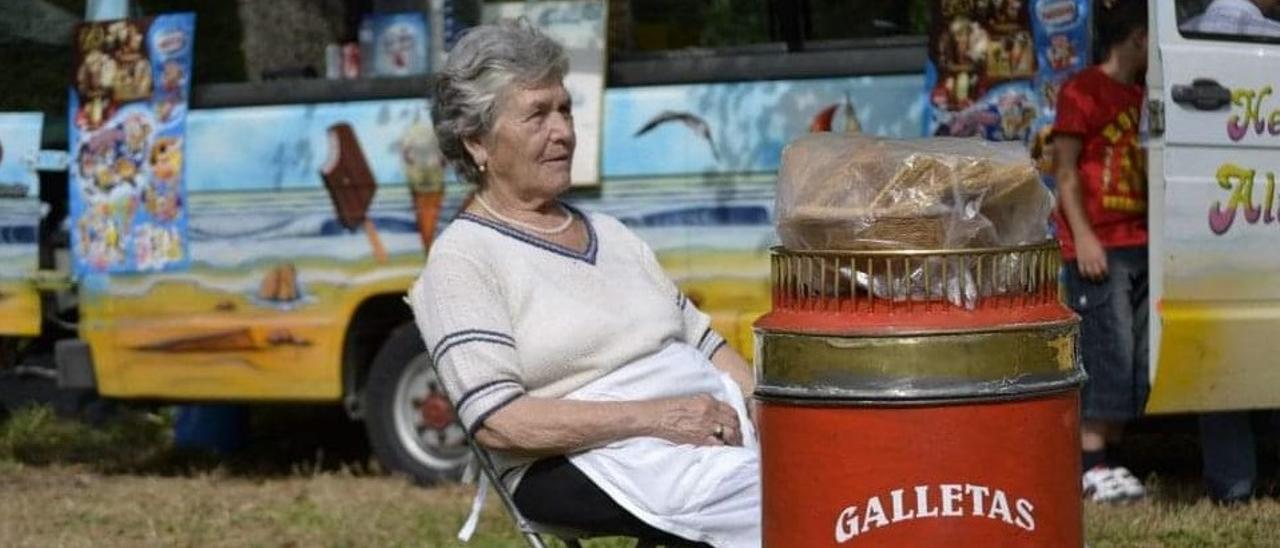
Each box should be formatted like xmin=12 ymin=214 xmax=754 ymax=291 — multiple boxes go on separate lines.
xmin=2 ymin=405 xmax=1279 ymax=547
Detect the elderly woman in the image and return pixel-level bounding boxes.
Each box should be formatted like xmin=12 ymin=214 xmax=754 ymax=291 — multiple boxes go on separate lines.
xmin=408 ymin=21 xmax=760 ymax=548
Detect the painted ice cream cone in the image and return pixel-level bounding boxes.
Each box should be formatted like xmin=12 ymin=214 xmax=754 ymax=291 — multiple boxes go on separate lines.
xmin=412 ymin=189 xmax=444 ymax=251
xmin=399 ymin=119 xmax=446 ymax=252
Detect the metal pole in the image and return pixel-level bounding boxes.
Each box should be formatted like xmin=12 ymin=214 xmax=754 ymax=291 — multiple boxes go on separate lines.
xmin=85 ymin=0 xmax=128 ymax=21
xmin=466 ymin=429 xmax=547 ymax=548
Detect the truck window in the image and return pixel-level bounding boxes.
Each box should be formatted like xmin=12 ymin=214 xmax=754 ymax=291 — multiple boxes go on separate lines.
xmin=1178 ymin=0 xmax=1280 ymax=42
xmin=615 ymin=0 xmax=920 ymax=53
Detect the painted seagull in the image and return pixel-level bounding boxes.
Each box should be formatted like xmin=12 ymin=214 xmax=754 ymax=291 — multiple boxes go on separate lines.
xmin=634 ymin=110 xmax=720 ymax=162
xmin=809 ymin=93 xmax=862 ymax=134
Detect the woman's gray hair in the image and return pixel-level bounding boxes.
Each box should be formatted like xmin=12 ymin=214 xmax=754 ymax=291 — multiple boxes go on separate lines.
xmin=431 ymin=19 xmax=569 ymax=184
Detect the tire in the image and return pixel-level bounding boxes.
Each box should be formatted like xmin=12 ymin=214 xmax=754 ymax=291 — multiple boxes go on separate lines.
xmin=363 ymin=322 xmax=471 ymax=485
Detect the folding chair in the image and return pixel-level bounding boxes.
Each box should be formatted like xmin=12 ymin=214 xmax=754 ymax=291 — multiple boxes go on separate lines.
xmin=460 ymin=429 xmax=691 ymax=548
xmin=429 ymin=357 xmax=703 ymax=547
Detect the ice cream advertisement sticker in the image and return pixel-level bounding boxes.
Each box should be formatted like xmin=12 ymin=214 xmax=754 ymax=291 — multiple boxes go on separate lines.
xmin=68 ymin=13 xmax=195 ymax=275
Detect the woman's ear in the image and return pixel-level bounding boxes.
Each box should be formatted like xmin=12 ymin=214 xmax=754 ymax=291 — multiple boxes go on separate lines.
xmin=463 ymin=137 xmax=488 ymax=172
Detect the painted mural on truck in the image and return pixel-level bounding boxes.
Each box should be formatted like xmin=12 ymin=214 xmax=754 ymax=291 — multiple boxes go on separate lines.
xmin=81 ymin=74 xmax=925 ymax=400
xmin=604 ymin=75 xmax=924 ymax=178
xmin=0 ymin=112 xmax=45 ymax=336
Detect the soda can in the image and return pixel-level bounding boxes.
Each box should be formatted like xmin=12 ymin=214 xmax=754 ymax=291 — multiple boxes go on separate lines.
xmin=341 ymin=42 xmax=361 ymax=79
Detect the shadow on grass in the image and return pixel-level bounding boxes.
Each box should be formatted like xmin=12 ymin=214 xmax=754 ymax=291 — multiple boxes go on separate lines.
xmin=4 ymin=400 xmax=1279 ymax=502
xmin=1117 ymin=413 xmax=1280 ymax=502
xmin=0 ymin=403 xmax=380 ymax=480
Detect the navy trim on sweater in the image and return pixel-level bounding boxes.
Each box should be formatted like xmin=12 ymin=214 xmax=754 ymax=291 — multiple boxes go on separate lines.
xmin=432 ymin=330 xmax=516 ymax=363
xmin=454 ymin=379 xmax=523 ymax=413
xmin=434 ymin=329 xmax=514 ymax=350
xmin=456 ymin=204 xmax=598 ymax=265
xmin=708 ymin=339 xmax=728 ymax=358
xmin=467 ymin=392 xmax=525 ymax=434
xmin=696 ymin=327 xmax=714 ymax=351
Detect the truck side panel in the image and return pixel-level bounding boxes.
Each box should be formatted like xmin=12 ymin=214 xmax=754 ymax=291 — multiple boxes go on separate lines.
xmin=1149 ymin=2 xmax=1280 ymax=412
xmin=81 ymin=74 xmax=925 ymax=402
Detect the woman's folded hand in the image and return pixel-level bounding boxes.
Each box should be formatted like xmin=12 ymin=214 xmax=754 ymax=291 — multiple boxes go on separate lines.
xmin=648 ymin=394 xmax=743 ymax=447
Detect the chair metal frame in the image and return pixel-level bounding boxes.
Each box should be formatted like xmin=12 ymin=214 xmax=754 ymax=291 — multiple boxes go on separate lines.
xmin=432 ymin=355 xmax=681 ymax=547
xmin=462 ymin=428 xmax=659 ymax=548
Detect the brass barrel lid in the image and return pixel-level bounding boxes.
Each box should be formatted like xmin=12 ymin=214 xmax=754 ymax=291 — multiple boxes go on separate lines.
xmin=754 ymin=323 xmax=1084 ymax=404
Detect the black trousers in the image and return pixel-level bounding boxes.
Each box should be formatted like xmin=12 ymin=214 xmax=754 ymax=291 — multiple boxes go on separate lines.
xmin=513 ymin=456 xmax=711 ymax=547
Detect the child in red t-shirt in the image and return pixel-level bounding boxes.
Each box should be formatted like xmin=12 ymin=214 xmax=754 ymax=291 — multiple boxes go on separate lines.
xmin=1052 ymin=0 xmax=1149 ymax=503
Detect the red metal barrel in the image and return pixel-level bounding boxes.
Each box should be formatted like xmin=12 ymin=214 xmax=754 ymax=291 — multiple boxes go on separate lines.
xmin=754 ymin=242 xmax=1083 ymax=547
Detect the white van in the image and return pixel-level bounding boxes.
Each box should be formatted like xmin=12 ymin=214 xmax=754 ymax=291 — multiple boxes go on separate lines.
xmin=1146 ymin=0 xmax=1280 ymax=413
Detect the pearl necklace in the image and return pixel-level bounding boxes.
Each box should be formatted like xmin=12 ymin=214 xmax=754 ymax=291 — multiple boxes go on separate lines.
xmin=473 ymin=194 xmax=575 ymax=235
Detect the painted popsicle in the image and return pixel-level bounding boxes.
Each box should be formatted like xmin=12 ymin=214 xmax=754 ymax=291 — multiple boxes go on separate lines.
xmin=320 ymin=123 xmax=388 ymax=263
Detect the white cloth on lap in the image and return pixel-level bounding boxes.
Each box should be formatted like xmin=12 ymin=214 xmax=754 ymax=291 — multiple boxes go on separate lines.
xmin=567 ymin=342 xmax=761 ymax=548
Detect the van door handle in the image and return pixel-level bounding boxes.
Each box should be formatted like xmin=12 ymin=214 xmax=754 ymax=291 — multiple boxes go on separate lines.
xmin=1171 ymin=79 xmax=1232 ymax=111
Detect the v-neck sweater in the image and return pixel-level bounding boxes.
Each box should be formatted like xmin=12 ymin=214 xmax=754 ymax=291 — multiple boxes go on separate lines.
xmin=408 ymin=206 xmax=726 ymax=435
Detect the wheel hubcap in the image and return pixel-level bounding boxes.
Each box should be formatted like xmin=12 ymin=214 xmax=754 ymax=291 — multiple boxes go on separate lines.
xmin=415 ymin=392 xmax=455 ymax=431
xmin=392 ymin=353 xmax=470 ymax=475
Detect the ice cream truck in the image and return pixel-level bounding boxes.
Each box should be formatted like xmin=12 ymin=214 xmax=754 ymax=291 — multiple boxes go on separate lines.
xmin=1 ymin=0 xmax=1277 ymax=485
xmin=0 ymin=3 xmax=929 ymax=484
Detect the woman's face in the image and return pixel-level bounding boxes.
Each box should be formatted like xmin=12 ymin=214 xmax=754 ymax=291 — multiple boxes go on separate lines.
xmin=474 ymin=81 xmax=576 ymax=199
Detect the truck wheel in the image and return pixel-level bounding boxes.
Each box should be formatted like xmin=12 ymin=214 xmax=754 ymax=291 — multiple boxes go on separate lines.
xmin=363 ymin=323 xmax=470 ymax=485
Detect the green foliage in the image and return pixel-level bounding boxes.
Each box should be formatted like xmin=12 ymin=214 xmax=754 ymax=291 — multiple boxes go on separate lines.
xmin=806 ymin=0 xmax=921 ymax=40
xmin=699 ymin=0 xmax=769 ymax=47
xmin=43 ymin=0 xmax=85 ymax=14
xmin=909 ymin=0 xmax=932 ymax=34
xmin=1176 ymin=0 xmax=1215 ymax=22
xmin=0 ymin=405 xmax=170 ymax=468
xmin=0 ymin=1 xmax=247 ymax=137
xmin=0 ymin=43 xmax=74 ymax=118
xmin=135 ymin=0 xmax=247 ymax=84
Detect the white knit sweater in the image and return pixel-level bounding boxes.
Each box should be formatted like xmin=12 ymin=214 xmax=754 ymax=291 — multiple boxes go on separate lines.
xmin=408 ymin=205 xmax=726 ymax=436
